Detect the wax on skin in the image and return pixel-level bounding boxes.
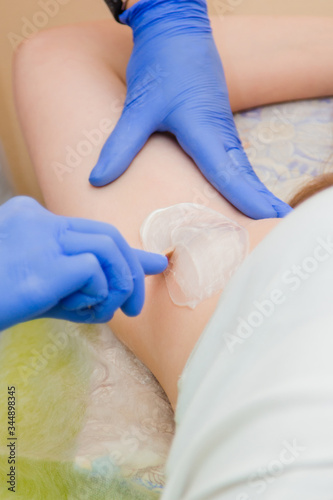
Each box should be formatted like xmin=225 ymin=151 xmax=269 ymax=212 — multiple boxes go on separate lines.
xmin=140 ymin=204 xmax=249 ymax=309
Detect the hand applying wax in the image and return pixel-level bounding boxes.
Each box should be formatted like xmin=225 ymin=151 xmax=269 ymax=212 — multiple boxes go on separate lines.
xmin=0 ymin=197 xmax=167 ymax=331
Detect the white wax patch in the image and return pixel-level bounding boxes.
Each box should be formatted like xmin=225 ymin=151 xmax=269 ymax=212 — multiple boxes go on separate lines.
xmin=140 ymin=203 xmax=249 ymax=309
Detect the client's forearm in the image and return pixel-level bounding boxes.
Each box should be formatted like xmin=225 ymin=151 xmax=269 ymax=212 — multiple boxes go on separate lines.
xmin=127 ymin=0 xmax=140 ymax=7
xmin=217 ymin=16 xmax=333 ymax=111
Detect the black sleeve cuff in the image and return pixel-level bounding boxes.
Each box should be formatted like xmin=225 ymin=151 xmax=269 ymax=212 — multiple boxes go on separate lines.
xmin=104 ymin=0 xmax=126 ymax=22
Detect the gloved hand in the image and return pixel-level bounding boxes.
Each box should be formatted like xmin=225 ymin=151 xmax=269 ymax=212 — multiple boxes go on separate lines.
xmin=90 ymin=0 xmax=291 ymax=219
xmin=0 ymin=197 xmax=167 ymax=331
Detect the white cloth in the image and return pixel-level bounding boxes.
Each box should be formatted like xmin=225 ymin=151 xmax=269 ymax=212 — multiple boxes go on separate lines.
xmin=162 ymin=188 xmax=333 ymax=500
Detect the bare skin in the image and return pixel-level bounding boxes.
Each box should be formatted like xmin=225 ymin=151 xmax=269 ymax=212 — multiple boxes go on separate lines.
xmin=13 ymin=16 xmax=333 ymax=409
xmin=127 ymin=0 xmax=143 ymax=8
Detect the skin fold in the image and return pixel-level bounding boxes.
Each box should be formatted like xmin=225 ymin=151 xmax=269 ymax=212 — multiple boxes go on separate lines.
xmin=13 ymin=16 xmax=333 ymax=409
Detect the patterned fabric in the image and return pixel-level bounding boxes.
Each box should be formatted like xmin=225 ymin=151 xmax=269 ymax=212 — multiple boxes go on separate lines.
xmin=236 ymin=98 xmax=333 ymax=202
xmin=73 ymin=324 xmax=175 ymax=495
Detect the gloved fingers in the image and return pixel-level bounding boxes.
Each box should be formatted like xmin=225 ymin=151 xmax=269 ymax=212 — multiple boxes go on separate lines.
xmin=62 ymin=252 xmax=108 ymax=295
xmin=63 ymin=219 xmax=147 ymax=316
xmin=176 ymin=125 xmax=284 ymax=220
xmin=44 ymin=247 xmax=133 ymax=322
xmin=60 ymin=291 xmax=107 ymax=312
xmin=60 ymin=230 xmax=134 ymax=303
xmin=42 ymin=304 xmax=110 ymax=324
xmin=94 ymin=290 xmax=138 ymax=322
xmin=89 ymin=107 xmax=155 ymax=187
xmin=52 ymin=286 xmax=131 ymax=323
xmin=227 ymin=148 xmax=293 ymax=218
xmin=133 ymin=249 xmax=168 ymax=275
xmin=46 ymin=252 xmax=109 ymax=314
xmin=66 ymin=218 xmax=167 ymax=274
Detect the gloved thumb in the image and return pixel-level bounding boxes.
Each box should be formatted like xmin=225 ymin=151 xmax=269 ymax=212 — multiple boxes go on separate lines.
xmin=89 ymin=107 xmax=154 ymax=187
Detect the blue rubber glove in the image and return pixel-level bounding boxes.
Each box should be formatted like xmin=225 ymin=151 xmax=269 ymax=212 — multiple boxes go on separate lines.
xmin=0 ymin=197 xmax=167 ymax=331
xmin=90 ymin=0 xmax=291 ymax=219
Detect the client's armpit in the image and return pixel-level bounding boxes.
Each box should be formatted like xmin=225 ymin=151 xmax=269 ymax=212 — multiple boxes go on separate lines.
xmin=141 ymin=203 xmax=249 ymax=309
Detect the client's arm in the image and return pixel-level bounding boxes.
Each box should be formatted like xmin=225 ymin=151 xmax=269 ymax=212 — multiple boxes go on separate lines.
xmin=13 ymin=16 xmax=333 ymax=409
